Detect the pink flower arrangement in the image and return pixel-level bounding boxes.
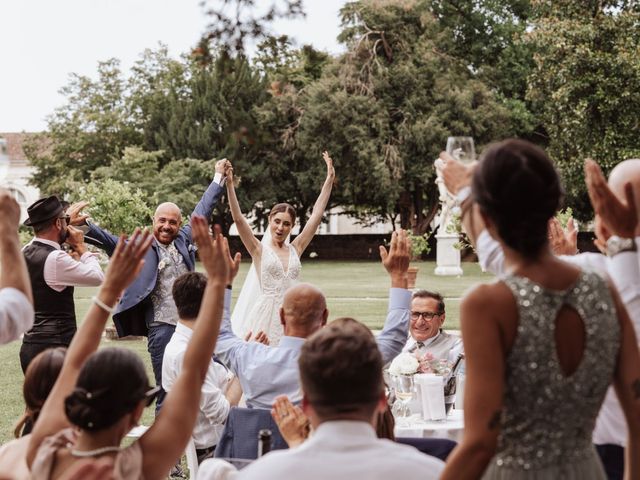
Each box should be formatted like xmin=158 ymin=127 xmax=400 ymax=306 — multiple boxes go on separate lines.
xmin=414 ymin=351 xmax=452 ymax=376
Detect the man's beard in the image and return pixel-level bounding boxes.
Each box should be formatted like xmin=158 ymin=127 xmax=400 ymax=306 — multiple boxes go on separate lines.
xmin=59 ymin=228 xmax=69 ymax=245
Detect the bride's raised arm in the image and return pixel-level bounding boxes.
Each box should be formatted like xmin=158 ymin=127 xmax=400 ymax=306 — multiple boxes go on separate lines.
xmin=292 ymin=151 xmax=335 ymax=255
xmin=226 ymin=164 xmax=261 ymax=259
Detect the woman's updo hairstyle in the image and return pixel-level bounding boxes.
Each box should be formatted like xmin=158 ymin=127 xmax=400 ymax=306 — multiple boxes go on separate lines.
xmin=472 ymin=139 xmax=564 ymax=258
xmin=64 ymin=347 xmax=151 ymax=432
xmin=14 ymin=347 xmax=66 ymax=437
xmin=269 ymin=203 xmax=296 ymax=224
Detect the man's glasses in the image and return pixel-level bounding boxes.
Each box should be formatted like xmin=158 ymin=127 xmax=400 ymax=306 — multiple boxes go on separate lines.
xmin=410 ymin=311 xmax=442 ymax=321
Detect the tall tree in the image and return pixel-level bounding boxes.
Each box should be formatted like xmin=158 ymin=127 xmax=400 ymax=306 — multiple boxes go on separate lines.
xmin=527 ymin=0 xmax=640 ymax=220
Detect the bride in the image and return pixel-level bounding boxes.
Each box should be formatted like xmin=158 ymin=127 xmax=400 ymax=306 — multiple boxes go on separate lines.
xmin=226 ymin=152 xmax=335 ymax=345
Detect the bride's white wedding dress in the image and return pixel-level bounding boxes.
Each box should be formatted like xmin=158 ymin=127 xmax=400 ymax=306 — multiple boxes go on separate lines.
xmin=232 ymin=242 xmax=301 ymax=346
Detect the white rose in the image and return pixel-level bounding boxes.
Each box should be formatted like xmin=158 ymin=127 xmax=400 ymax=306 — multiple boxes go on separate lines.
xmin=388 ymin=353 xmax=419 ymax=376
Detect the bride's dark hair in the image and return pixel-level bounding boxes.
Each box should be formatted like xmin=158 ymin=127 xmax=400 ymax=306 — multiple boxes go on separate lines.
xmin=269 ymin=203 xmax=296 ymax=223
xmin=472 ymin=139 xmax=564 ymax=259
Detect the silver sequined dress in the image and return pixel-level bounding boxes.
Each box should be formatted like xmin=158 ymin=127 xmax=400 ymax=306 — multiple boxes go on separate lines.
xmin=482 ymin=271 xmax=620 ymax=480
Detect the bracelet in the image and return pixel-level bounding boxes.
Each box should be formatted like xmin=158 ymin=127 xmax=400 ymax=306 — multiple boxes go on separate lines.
xmin=92 ymin=296 xmax=115 ymax=314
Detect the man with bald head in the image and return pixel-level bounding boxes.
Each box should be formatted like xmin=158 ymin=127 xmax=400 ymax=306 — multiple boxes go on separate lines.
xmin=79 ymin=159 xmax=229 ymax=413
xmin=215 ymin=230 xmax=412 ymax=409
xmin=440 ymin=155 xmax=640 ymax=480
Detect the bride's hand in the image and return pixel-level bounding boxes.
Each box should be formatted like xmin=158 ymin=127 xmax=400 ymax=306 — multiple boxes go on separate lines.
xmin=322 ymin=151 xmax=335 ymax=179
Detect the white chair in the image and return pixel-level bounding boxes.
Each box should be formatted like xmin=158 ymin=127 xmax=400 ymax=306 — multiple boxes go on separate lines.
xmin=127 ymin=425 xmax=198 ymax=478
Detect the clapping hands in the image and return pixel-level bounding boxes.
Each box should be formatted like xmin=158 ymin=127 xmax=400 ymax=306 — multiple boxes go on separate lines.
xmin=0 ymin=188 xmax=21 ymax=234
xmin=103 ymin=229 xmax=153 ymax=295
xmin=271 ymin=395 xmax=310 ymax=448
xmin=585 ymin=159 xmax=638 ymax=239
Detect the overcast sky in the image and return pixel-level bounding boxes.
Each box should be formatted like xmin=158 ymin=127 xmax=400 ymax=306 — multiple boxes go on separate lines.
xmin=0 ymin=0 xmax=346 ymax=132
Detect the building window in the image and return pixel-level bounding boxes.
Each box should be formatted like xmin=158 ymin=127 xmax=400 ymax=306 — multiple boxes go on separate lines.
xmin=8 ymin=187 xmax=27 ymax=206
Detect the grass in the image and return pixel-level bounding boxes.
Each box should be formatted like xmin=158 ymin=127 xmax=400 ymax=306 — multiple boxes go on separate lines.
xmin=0 ymin=260 xmax=493 ymax=446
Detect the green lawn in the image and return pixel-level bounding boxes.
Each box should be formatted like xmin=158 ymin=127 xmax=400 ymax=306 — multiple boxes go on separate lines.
xmin=0 ymin=260 xmax=493 ymax=446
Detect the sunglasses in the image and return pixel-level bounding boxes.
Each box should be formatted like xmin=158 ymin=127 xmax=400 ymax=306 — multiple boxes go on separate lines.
xmin=58 ymin=215 xmax=71 ymax=224
xmin=144 ymin=386 xmax=161 ymax=407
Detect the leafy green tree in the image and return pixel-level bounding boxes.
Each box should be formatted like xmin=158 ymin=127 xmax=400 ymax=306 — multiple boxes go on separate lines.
xmin=527 ymin=0 xmax=640 ymax=220
xmin=24 ymin=59 xmax=141 ymax=196
xmin=74 ymin=179 xmax=152 ymax=235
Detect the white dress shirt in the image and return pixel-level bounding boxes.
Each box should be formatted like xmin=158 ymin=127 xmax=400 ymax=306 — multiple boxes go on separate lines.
xmin=200 ymin=420 xmax=444 ymax=480
xmin=26 ymin=238 xmax=104 ymax=291
xmin=476 ymin=230 xmax=640 ymax=446
xmin=402 ymin=330 xmax=464 ymax=363
xmin=215 ymin=288 xmax=411 ymax=409
xmin=0 ymin=288 xmax=34 ymax=344
xmin=162 ymin=322 xmax=233 ymax=449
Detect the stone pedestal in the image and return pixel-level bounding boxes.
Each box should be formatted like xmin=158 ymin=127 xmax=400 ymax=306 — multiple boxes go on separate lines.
xmin=435 ymin=233 xmax=463 ymax=276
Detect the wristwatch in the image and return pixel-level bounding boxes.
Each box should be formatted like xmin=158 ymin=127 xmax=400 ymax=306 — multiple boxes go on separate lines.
xmin=606 ymin=235 xmax=637 ymax=257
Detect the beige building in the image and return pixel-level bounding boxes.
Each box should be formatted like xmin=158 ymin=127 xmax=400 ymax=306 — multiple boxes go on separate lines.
xmin=0 ymin=133 xmax=40 ymax=222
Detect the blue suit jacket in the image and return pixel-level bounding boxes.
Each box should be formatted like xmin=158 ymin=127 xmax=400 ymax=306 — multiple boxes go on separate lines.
xmin=86 ymin=181 xmax=224 ymax=337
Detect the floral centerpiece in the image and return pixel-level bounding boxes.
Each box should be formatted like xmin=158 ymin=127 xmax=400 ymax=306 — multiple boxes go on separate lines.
xmin=388 ymin=351 xmax=462 ymax=415
xmin=388 ymin=352 xmax=452 ymax=377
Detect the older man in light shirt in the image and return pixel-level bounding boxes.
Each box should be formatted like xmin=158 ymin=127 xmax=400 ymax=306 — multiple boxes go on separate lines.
xmin=214 ymin=230 xmax=413 ymax=409
xmin=20 ymin=196 xmax=103 ymax=372
xmin=0 ymin=189 xmax=34 ymax=345
xmin=439 ymin=154 xmax=640 ymax=480
xmin=401 ymin=290 xmax=462 ymax=363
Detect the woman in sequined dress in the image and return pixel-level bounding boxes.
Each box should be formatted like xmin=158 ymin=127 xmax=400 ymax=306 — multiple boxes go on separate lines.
xmin=440 ymin=139 xmax=640 ymax=479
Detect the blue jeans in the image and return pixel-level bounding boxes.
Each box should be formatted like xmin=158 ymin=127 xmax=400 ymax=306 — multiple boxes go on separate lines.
xmin=147 ymin=323 xmax=176 ymax=416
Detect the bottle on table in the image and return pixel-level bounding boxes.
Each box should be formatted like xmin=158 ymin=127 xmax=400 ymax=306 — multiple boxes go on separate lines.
xmin=258 ymin=429 xmax=272 ymax=457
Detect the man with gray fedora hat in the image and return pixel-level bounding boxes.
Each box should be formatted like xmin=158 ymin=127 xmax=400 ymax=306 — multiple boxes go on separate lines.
xmin=20 ymin=195 xmax=104 ymax=373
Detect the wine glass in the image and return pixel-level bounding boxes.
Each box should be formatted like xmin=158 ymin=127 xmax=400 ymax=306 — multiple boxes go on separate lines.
xmin=446 ymin=136 xmax=476 ymax=164
xmin=391 ymin=374 xmax=415 ymax=418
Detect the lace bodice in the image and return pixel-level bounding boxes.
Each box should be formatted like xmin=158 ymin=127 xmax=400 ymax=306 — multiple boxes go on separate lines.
xmin=260 ymin=244 xmax=301 ymax=297
xmin=494 ymin=270 xmax=620 ymax=471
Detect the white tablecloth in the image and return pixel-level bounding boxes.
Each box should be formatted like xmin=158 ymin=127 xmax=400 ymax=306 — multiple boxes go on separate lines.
xmin=394 ymin=408 xmax=464 ymax=442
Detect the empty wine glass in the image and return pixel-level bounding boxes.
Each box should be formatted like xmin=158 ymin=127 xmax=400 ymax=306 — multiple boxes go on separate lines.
xmin=446 ymin=136 xmax=476 ymax=164
xmin=391 ymin=374 xmax=415 ymax=418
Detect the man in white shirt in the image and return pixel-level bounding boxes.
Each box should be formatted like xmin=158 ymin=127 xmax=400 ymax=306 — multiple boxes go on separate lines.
xmin=401 ymin=290 xmax=462 ymax=363
xmin=203 ymin=317 xmax=444 ymax=480
xmin=20 ymin=195 xmax=104 ymax=372
xmin=162 ymin=271 xmax=242 ymax=464
xmin=214 ymin=230 xmax=413 ymax=409
xmin=0 ymin=189 xmax=34 ymax=345
xmin=439 ymin=154 xmax=640 ymax=480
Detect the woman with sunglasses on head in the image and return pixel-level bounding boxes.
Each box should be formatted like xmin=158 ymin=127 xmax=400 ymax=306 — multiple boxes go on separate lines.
xmin=26 ymin=217 xmax=230 ymax=479
xmin=440 ymin=139 xmax=640 ymax=479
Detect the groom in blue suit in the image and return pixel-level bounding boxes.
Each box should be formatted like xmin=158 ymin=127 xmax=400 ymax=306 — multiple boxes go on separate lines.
xmin=80 ymin=159 xmax=228 ymax=413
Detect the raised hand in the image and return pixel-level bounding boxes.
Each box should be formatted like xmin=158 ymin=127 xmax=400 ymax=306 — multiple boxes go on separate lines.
xmin=223 ymin=237 xmax=241 ymax=285
xmin=436 ymin=151 xmax=476 ymax=195
xmin=548 ymin=217 xmax=578 ymax=256
xmin=322 ymin=151 xmax=335 ymax=180
xmin=243 ymin=330 xmax=270 ymax=345
xmin=585 ymin=159 xmax=637 ymax=238
xmin=66 ymin=226 xmax=88 ymax=255
xmin=215 ymin=158 xmax=228 ymax=175
xmin=102 ymin=229 xmax=153 ymax=296
xmin=191 ymin=215 xmax=229 ymax=285
xmin=379 ymin=229 xmax=410 ymax=288
xmin=271 ymin=395 xmax=310 ymax=448
xmin=66 ymin=201 xmax=90 ymax=226
xmin=0 ymin=188 xmax=21 ymax=233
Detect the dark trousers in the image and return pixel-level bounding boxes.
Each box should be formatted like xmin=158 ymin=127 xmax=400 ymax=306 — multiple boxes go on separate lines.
xmin=19 ymin=341 xmax=68 ymax=374
xmin=147 ymin=323 xmax=176 ymax=416
xmin=596 ymin=444 xmax=624 ymax=480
